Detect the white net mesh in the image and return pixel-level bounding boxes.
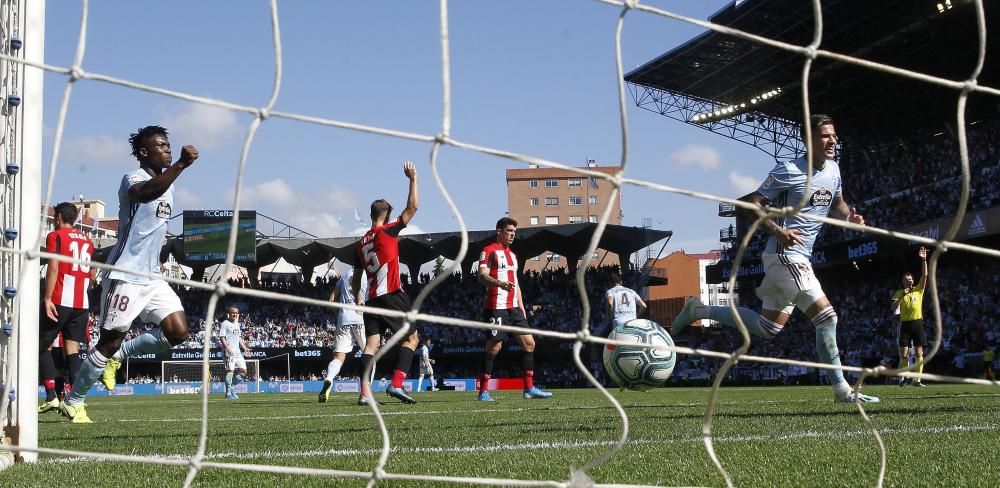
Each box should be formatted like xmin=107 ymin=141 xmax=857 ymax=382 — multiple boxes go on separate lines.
xmin=0 ymin=0 xmax=996 ymax=486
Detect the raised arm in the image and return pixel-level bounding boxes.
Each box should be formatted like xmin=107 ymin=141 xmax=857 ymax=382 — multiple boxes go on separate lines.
xmin=916 ymin=246 xmax=928 ymax=291
xmin=399 ymin=161 xmax=419 ymax=225
xmin=129 ymin=145 xmax=198 ymax=203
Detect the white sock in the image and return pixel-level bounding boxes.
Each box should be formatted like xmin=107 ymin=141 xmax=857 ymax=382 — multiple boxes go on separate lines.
xmin=417 ymin=374 xmax=425 ymax=392
xmin=325 ymin=358 xmax=343 ymax=383
xmin=114 ymin=329 xmax=171 ymax=361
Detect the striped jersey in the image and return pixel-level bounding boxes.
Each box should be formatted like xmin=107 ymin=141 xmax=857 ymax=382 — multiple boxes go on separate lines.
xmin=356 ymin=218 xmax=406 ymax=300
xmin=480 ymin=242 xmax=519 ymax=310
xmin=106 ymin=169 xmax=174 ymax=284
xmin=336 ymin=267 xmax=367 ymax=327
xmin=46 ymin=227 xmax=94 ymax=309
xmin=755 ymin=157 xmax=842 ymax=260
xmin=220 ymin=319 xmax=243 ymax=358
xmin=606 ymin=285 xmax=641 ymax=324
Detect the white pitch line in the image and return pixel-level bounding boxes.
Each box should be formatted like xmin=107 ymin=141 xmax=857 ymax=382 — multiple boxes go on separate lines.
xmin=44 ymin=423 xmax=998 ymax=465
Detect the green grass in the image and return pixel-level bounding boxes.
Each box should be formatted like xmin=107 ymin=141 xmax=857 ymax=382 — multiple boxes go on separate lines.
xmin=2 ymin=384 xmax=997 ymax=487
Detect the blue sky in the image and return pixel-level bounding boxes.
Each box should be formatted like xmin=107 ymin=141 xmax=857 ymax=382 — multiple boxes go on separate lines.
xmin=41 ymin=1 xmax=775 ymax=264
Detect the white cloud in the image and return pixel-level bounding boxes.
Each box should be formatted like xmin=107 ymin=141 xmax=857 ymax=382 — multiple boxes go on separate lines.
xmin=289 ymin=213 xmax=348 ymax=238
xmin=60 ymin=134 xmax=131 ymax=167
xmin=227 ymin=179 xmax=361 ymax=237
xmin=158 ymin=102 xmax=242 ymax=150
xmin=174 ymin=187 xmax=204 ymax=207
xmin=669 ymin=145 xmax=722 ymax=170
xmin=234 ymin=179 xmax=296 ymax=207
xmin=728 ymin=170 xmax=760 ymax=196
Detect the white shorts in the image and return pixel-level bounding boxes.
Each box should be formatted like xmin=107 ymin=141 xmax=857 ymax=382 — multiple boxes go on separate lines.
xmin=332 ymin=323 xmax=366 ymax=354
xmin=99 ymin=279 xmax=184 ymax=332
xmin=226 ymin=355 xmax=247 ymax=372
xmin=420 ymin=364 xmax=434 ymax=376
xmin=755 ymin=254 xmax=827 ymax=316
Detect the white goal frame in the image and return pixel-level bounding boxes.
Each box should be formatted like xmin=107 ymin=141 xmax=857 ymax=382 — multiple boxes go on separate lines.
xmin=160 ymin=360 xmax=261 ymax=394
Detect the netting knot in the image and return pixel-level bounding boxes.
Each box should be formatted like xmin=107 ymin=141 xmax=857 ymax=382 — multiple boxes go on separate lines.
xmin=257 ymin=107 xmax=271 ymax=120
xmin=804 ymin=45 xmax=818 ymax=60
xmin=24 ymin=248 xmax=38 ymax=260
xmin=434 ymin=133 xmax=448 ymax=145
xmin=575 ymin=330 xmax=590 ymax=342
xmin=405 ymin=310 xmax=417 ymax=325
xmin=623 ymin=0 xmax=638 ymax=10
xmin=962 ymin=79 xmax=978 ymax=94
xmin=69 ymin=66 xmax=84 ymax=82
xmin=214 ymin=281 xmax=230 ymax=297
xmin=567 ymin=468 xmax=596 ymax=488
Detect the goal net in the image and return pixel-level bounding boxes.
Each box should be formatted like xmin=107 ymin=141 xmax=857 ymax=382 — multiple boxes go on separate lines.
xmin=0 ymin=0 xmax=996 ymax=487
xmin=160 ymin=360 xmax=261 ymax=394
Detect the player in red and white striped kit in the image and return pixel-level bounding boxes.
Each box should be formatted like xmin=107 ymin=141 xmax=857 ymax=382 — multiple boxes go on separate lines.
xmin=476 ymin=217 xmax=552 ymax=401
xmin=38 ymin=202 xmax=96 ymax=413
xmin=351 ymin=161 xmax=420 ymax=405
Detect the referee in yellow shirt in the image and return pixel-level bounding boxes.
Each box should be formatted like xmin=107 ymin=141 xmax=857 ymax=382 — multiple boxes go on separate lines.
xmin=891 ymin=247 xmax=928 ymax=387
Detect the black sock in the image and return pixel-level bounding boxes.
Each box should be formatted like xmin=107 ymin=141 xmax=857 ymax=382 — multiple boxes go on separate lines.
xmin=67 ymin=353 xmax=83 ymax=385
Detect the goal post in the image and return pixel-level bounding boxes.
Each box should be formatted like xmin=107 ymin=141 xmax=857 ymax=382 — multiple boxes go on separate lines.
xmin=160 ymin=360 xmax=261 ymax=394
xmin=0 ymin=0 xmax=45 ymax=464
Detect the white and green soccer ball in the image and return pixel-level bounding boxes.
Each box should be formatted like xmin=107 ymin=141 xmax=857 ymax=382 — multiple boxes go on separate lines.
xmin=603 ymin=319 xmax=676 ymax=391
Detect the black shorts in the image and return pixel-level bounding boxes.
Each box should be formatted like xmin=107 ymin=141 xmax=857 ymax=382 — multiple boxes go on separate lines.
xmin=482 ymin=308 xmax=531 ymax=342
xmin=39 ymin=305 xmax=89 ymax=352
xmin=898 ymin=319 xmax=927 ymax=347
xmin=364 ymin=291 xmax=415 ymax=338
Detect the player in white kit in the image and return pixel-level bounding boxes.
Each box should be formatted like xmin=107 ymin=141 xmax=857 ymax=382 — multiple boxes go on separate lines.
xmin=605 ymin=273 xmax=647 ymax=328
xmin=220 ymin=306 xmax=251 ymax=400
xmin=62 ymin=126 xmax=199 ymax=423
xmin=416 ymin=338 xmax=438 ymax=392
xmin=318 ymin=267 xmax=373 ymax=403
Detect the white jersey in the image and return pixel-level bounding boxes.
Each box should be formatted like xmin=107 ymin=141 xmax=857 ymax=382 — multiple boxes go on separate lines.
xmin=755 ymin=157 xmax=842 ymax=260
xmin=336 ymin=268 xmax=366 ymax=327
xmin=106 ymin=169 xmax=174 ymax=284
xmin=220 ymin=319 xmax=243 ymax=358
xmin=418 ymin=344 xmax=431 ymax=366
xmin=606 ymin=285 xmax=641 ymax=324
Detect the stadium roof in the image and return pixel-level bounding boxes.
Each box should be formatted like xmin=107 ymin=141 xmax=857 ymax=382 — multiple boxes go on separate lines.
xmin=626 ymin=0 xmax=999 ymax=159
xmin=95 ymin=223 xmax=672 ymax=276
xmin=249 ymin=224 xmax=672 ymax=273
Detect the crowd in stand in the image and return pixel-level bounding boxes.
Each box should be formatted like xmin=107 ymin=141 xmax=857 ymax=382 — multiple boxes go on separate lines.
xmin=683 ymin=253 xmax=1000 ymax=385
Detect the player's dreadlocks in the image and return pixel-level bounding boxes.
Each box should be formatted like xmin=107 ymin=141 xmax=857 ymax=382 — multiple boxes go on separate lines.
xmin=129 ymin=125 xmax=169 ymax=159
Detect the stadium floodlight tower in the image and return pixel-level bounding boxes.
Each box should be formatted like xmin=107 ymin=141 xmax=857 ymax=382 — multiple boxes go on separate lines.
xmin=0 ymin=0 xmax=44 ymax=463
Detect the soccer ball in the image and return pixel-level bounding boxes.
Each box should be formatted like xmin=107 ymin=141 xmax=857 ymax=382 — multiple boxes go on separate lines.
xmin=603 ymin=319 xmax=676 ymax=391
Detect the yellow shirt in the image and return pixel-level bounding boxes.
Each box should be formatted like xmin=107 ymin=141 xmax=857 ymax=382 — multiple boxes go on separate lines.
xmin=985 ymin=350 xmax=995 ymax=362
xmin=892 ymin=285 xmax=924 ymax=321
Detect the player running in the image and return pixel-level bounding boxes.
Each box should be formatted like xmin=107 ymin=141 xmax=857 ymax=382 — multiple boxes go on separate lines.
xmin=671 ymin=114 xmax=879 ymax=404
xmin=318 ymin=267 xmax=374 ymax=403
xmin=62 ymin=126 xmax=198 ymax=422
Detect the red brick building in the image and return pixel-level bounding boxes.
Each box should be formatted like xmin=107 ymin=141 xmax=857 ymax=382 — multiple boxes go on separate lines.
xmin=506 ymin=161 xmax=622 ymax=272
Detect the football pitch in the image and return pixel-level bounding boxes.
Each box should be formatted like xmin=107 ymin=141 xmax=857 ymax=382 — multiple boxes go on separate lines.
xmin=4 ymin=384 xmax=997 ymax=487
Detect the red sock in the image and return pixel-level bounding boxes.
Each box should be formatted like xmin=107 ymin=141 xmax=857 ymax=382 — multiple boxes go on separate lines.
xmin=524 ymin=370 xmax=534 ymax=390
xmin=392 ymin=369 xmax=407 ymax=388
xmin=479 ymin=374 xmax=491 ymax=393
xmin=43 ymin=378 xmax=56 ymax=399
